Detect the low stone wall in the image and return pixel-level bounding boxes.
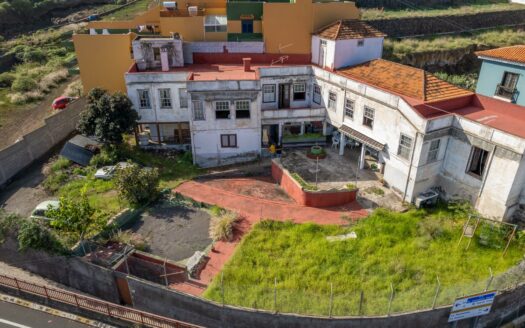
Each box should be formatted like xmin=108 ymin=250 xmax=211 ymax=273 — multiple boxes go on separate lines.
xmin=271 ymin=160 xmax=357 ymax=208
xmin=367 ymin=10 xmax=525 ymax=38
xmin=0 ymin=98 xmax=85 ymax=188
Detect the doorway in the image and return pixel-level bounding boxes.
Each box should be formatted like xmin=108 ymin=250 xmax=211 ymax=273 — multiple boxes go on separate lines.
xmin=262 ymin=124 xmax=279 ymax=147
xmin=278 ymin=84 xmax=291 ymax=109
xmin=319 ymin=40 xmax=327 ymax=67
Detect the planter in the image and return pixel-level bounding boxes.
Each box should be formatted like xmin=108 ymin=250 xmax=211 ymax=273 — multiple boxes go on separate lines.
xmin=306 ymin=145 xmax=327 ymax=159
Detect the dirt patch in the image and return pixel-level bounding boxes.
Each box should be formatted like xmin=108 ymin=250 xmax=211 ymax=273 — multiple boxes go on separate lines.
xmin=202 ymin=177 xmax=293 ymax=204
xmin=126 ymin=201 xmax=212 ymax=262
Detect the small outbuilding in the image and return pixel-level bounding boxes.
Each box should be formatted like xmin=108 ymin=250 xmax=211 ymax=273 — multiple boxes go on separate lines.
xmin=59 ymin=135 xmax=101 ymax=166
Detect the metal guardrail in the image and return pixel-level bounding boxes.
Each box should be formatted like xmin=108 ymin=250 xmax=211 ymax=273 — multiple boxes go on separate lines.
xmin=0 ymin=274 xmax=202 ymax=328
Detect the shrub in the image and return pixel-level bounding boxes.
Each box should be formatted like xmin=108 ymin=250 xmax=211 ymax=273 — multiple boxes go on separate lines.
xmin=38 ymin=69 xmax=68 ymax=92
xmin=291 ymin=173 xmax=318 ymax=191
xmin=89 ymin=147 xmax=118 ymax=167
xmin=115 ymin=164 xmax=160 ymax=207
xmin=116 ymin=0 xmax=127 ymax=4
xmin=11 ymin=75 xmax=37 ymax=92
xmin=209 ymin=212 xmax=240 ymax=242
xmin=346 ymin=183 xmax=357 ymax=191
xmin=17 ymin=220 xmax=65 ymax=253
xmin=22 ymin=49 xmax=46 ymax=63
xmin=209 ymin=205 xmax=225 ymax=217
xmin=64 ymin=79 xmax=83 ymax=97
xmin=50 ymin=156 xmax=71 ymax=172
xmin=111 ymin=230 xmax=149 ymax=251
xmin=0 ymin=72 xmax=15 ymax=88
xmin=43 ymin=171 xmax=70 ymax=193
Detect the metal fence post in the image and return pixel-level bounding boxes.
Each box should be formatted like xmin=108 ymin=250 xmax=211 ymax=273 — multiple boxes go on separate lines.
xmin=387 ymin=283 xmax=394 ymax=316
xmin=432 ymin=276 xmax=441 ymax=309
xmin=74 ymin=294 xmax=80 ymax=308
xmin=221 ymin=272 xmax=225 ymax=307
xmin=13 ymin=278 xmax=20 ymax=291
xmin=485 ymin=267 xmax=494 ymax=292
xmin=274 ymin=277 xmax=277 ymax=314
xmin=43 ymin=286 xmax=50 ymax=300
xmin=329 ymin=283 xmax=333 ymax=318
xmin=106 ymin=303 xmax=112 ymax=317
xmin=358 ymin=290 xmax=364 ymax=316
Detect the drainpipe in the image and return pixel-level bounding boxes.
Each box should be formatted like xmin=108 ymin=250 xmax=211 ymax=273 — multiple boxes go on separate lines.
xmin=402 ymin=132 xmax=420 ymax=203
xmin=475 ymin=145 xmax=497 ymax=207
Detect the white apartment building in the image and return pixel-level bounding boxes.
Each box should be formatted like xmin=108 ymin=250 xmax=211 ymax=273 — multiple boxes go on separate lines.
xmin=124 ymin=20 xmax=525 ymax=221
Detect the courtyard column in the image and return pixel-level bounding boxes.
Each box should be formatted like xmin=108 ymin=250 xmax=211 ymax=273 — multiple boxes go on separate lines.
xmin=339 ymin=133 xmax=346 ymax=156
xmin=278 ymin=123 xmax=283 ymax=144
xmin=300 ymin=122 xmax=305 ymax=135
xmin=359 ymin=145 xmax=366 ymax=169
xmin=322 ymin=121 xmax=328 ymax=136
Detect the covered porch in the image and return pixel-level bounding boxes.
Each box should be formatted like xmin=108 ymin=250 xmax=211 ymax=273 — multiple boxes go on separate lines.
xmin=135 ymin=122 xmax=191 ymax=150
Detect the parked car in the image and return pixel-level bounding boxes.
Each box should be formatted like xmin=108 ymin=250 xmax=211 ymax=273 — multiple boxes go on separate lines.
xmin=52 ymin=96 xmax=76 ymax=110
xmin=30 ymin=200 xmax=60 ymax=221
xmin=87 ymin=14 xmax=100 ymax=22
xmin=94 ymin=162 xmax=133 ymax=180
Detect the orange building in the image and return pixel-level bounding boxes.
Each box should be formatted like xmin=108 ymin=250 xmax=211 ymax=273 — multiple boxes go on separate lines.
xmin=73 ymin=0 xmax=360 ymax=93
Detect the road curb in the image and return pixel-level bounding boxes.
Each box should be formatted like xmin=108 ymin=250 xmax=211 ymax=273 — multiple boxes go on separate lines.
xmin=0 ymin=293 xmax=116 ymax=328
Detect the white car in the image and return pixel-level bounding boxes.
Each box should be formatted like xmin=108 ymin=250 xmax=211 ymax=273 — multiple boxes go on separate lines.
xmin=94 ymin=162 xmax=133 ymax=180
xmin=30 ymin=200 xmax=60 ymax=221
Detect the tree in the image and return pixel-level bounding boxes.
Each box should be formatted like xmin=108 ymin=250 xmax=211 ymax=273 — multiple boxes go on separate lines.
xmin=115 ymin=163 xmax=160 ymax=207
xmin=46 ymin=194 xmax=104 ymax=242
xmin=77 ymin=88 xmax=139 ymax=145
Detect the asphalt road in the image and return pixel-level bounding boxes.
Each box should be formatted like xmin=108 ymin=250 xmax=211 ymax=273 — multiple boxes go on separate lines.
xmin=0 ymin=300 xmax=91 ymax=328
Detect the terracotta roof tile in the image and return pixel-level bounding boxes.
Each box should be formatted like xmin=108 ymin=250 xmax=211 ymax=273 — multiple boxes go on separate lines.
xmin=315 ymin=20 xmax=387 ymax=40
xmin=336 ymin=59 xmax=473 ymax=102
xmin=476 ymin=45 xmax=525 ymax=65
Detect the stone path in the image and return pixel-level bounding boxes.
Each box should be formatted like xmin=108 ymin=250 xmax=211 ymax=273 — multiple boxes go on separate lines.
xmin=172 ymin=178 xmax=368 ymax=296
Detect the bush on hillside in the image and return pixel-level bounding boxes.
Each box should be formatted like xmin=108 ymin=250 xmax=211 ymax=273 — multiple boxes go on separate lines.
xmin=11 ymin=75 xmax=37 ymax=92
xmin=0 ymin=72 xmax=15 ymax=87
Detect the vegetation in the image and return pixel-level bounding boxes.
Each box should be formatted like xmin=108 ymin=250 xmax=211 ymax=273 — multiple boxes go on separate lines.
xmin=346 ymin=183 xmax=357 ymax=191
xmin=114 ymin=163 xmax=160 ymax=207
xmin=434 ymin=72 xmax=479 ymax=91
xmin=362 ymin=2 xmax=523 ymax=20
xmin=103 ymin=0 xmax=151 ymax=21
xmin=110 ymin=230 xmax=149 ymax=251
xmin=365 ymin=186 xmax=385 ymax=196
xmin=209 ymin=209 xmax=241 ymax=242
xmin=384 ymin=28 xmax=525 ymax=61
xmin=204 ymin=206 xmax=524 ymax=316
xmin=291 ymin=172 xmax=318 ymax=191
xmin=78 ymin=88 xmax=139 ymax=145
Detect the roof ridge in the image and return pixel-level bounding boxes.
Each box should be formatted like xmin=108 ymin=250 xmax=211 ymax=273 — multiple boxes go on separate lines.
xmin=422 ymin=71 xmax=427 ymax=102
xmin=335 ymin=19 xmax=343 ymax=40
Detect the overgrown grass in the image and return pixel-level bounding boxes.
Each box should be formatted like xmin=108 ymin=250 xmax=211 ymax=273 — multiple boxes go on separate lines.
xmin=384 ymin=28 xmax=525 ymax=60
xmin=362 ymin=2 xmax=523 ymax=20
xmin=204 ymin=207 xmax=525 ymax=316
xmin=291 ymin=172 xmax=318 ymax=191
xmin=434 ymin=72 xmax=479 ymax=91
xmin=102 ymin=0 xmax=152 ymax=21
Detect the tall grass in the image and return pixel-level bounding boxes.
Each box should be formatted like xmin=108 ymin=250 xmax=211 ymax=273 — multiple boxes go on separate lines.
xmin=204 ymin=207 xmax=524 ymax=316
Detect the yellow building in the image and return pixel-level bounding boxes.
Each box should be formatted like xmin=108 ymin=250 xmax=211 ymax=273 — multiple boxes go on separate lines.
xmin=73 ymin=0 xmax=360 ymax=93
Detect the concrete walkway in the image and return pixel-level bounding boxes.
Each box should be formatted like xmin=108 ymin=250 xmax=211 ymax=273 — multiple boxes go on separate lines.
xmin=172 ymin=179 xmax=368 ymax=296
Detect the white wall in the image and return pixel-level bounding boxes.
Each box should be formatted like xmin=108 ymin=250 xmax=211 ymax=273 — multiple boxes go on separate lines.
xmin=334 ymin=38 xmax=383 ymax=69
xmin=311 ymin=36 xmax=336 ymax=69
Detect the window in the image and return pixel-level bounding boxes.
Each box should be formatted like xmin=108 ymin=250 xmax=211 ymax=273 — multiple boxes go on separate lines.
xmin=328 ymin=91 xmax=337 ymax=110
xmin=313 ymin=84 xmax=322 ymax=104
xmin=159 ymin=88 xmax=172 ymax=109
xmin=263 ymin=84 xmax=276 ymax=103
xmin=221 ymin=134 xmax=237 ymax=148
xmin=137 ymin=89 xmax=151 ymax=109
xmin=179 ymin=88 xmax=188 ymax=108
xmin=235 ymin=100 xmax=250 ymax=119
xmin=496 ymin=71 xmax=519 ymax=99
xmin=427 ymin=139 xmax=441 ymax=163
xmin=192 ymin=100 xmax=205 ymax=121
xmin=215 ymin=101 xmax=230 ymax=119
xmin=204 ymin=15 xmax=227 ymax=32
xmin=153 ymin=47 xmax=161 ymax=61
xmin=467 ymin=146 xmax=489 ymax=178
xmin=357 ymin=39 xmax=365 ymax=47
xmin=293 ymin=83 xmax=306 ymax=101
xmin=363 ymin=106 xmax=375 ymax=128
xmin=344 ymin=98 xmax=354 ymax=119
xmin=397 ymin=134 xmax=413 ymax=160
xmin=241 ymin=19 xmax=253 ymax=33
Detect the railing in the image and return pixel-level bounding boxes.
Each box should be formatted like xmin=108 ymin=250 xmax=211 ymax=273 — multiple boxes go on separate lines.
xmin=495 ymin=84 xmax=517 ymax=101
xmin=0 ymin=274 xmax=202 ymax=328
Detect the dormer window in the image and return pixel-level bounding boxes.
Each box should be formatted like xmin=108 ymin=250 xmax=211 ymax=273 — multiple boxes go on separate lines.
xmin=357 ymin=39 xmax=365 ymax=47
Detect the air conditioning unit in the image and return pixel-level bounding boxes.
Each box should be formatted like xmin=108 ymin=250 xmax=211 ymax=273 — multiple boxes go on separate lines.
xmin=188 ymin=6 xmax=198 ymax=16
xmin=415 ymin=190 xmax=439 ymax=208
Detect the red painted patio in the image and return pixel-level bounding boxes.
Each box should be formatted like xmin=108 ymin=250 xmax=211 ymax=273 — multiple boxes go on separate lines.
xmin=171 ymin=178 xmax=368 ymax=296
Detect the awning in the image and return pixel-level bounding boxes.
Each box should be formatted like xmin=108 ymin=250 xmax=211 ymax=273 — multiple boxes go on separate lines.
xmin=339 ymin=125 xmax=385 ymax=152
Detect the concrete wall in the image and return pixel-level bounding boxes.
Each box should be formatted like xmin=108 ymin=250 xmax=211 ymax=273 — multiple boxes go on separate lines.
xmin=476 ymin=59 xmax=525 ymax=106
xmin=0 ymin=98 xmax=85 ymax=188
xmin=0 ymin=236 xmax=120 ymax=303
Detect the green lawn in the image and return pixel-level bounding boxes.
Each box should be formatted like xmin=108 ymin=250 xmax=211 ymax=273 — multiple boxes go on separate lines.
xmin=204 ymin=207 xmax=525 ymax=316
xmin=362 ymin=1 xmax=523 ymax=20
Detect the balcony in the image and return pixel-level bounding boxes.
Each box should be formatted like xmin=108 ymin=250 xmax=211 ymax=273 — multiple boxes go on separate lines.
xmin=495 ymin=84 xmax=517 ymax=102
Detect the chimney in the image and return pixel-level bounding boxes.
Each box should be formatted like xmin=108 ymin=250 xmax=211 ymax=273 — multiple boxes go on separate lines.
xmin=160 ymin=47 xmax=169 ymax=72
xmin=243 ymin=58 xmax=252 ymax=72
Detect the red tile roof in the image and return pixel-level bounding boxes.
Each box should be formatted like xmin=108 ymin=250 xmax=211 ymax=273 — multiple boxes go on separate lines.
xmin=315 ymin=20 xmax=386 ymax=40
xmin=336 ymin=59 xmax=473 ymax=102
xmin=476 ymin=45 xmax=525 ymax=65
